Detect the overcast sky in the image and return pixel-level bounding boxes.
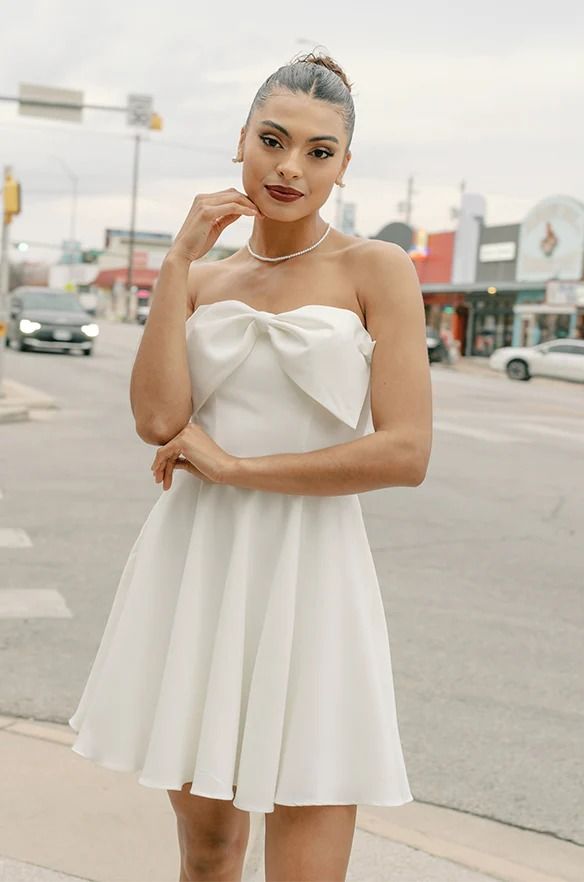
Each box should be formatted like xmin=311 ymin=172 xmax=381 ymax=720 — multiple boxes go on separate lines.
xmin=2 ymin=0 xmax=582 ymax=264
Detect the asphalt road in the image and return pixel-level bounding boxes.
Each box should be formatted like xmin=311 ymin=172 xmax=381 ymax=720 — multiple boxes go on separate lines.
xmin=0 ymin=320 xmax=582 ymax=847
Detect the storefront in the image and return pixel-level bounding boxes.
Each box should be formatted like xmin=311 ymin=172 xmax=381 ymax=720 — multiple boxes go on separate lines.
xmin=423 ymin=291 xmax=467 ymax=351
xmin=512 ymin=281 xmax=584 ymax=346
xmin=465 ymin=288 xmax=517 ymax=355
xmin=421 ymin=283 xmax=520 ymax=356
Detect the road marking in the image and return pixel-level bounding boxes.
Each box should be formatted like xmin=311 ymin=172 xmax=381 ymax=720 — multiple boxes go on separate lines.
xmin=433 ymin=421 xmax=522 ymax=443
xmin=510 ymin=423 xmax=584 ymax=445
xmin=0 ymin=589 xmax=72 ymax=619
xmin=0 ymin=528 xmax=32 ymax=548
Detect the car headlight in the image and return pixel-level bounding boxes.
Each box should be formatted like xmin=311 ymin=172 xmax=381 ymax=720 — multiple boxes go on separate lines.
xmin=81 ymin=323 xmax=99 ymax=338
xmin=20 ymin=319 xmax=41 ymax=333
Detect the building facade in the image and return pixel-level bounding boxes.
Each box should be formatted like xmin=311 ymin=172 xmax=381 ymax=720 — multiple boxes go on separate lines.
xmin=374 ymin=193 xmax=584 ymax=356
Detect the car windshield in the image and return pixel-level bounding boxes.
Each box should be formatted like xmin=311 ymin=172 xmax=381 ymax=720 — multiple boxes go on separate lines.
xmin=20 ymin=291 xmax=86 ymax=312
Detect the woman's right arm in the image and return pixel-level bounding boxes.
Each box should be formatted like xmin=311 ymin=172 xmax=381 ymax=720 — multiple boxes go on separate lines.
xmin=129 ymin=249 xmax=198 ymax=445
xmin=129 ymin=188 xmax=262 ymax=445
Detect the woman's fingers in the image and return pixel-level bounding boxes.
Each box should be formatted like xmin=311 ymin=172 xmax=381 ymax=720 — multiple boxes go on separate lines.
xmin=163 ymin=455 xmax=175 ymax=491
xmin=156 ymin=459 xmax=212 ymax=488
xmin=151 ymin=441 xmax=179 ymax=487
xmin=151 ymin=447 xmax=210 ymax=490
xmin=173 ymin=458 xmax=211 ymax=482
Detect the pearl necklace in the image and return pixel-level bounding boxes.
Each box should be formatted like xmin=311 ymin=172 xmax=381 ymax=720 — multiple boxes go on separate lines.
xmin=247 ymin=223 xmax=332 ymax=262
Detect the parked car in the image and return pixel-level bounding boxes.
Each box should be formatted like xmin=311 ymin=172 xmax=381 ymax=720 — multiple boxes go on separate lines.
xmin=426 ymin=327 xmax=448 ymax=363
xmin=488 ymin=338 xmax=584 ymax=382
xmin=6 ymin=287 xmax=99 ymax=356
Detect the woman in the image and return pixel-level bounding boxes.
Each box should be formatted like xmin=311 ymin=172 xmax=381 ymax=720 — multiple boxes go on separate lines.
xmin=69 ymin=52 xmax=433 ymax=882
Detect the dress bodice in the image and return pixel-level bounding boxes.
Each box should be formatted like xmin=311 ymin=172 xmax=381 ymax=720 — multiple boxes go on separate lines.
xmin=186 ymin=299 xmax=376 ymax=458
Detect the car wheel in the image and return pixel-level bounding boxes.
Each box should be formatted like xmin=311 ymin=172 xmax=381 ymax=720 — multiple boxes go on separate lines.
xmin=83 ymin=348 xmax=93 ymax=356
xmin=506 ymin=359 xmax=530 ymax=381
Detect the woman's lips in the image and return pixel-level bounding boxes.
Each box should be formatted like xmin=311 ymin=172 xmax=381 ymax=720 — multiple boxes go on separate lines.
xmin=264 ymin=186 xmax=304 ymax=203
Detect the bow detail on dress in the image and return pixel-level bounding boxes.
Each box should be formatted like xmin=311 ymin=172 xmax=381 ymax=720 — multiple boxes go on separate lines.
xmin=186 ymin=301 xmax=376 ymax=430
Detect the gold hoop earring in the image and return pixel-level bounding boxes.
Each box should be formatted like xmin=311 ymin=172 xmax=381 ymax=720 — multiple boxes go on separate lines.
xmin=336 ymin=181 xmax=346 ymax=188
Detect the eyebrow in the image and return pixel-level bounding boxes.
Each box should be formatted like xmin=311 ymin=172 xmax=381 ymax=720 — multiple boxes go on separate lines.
xmin=259 ymin=119 xmax=340 ymax=145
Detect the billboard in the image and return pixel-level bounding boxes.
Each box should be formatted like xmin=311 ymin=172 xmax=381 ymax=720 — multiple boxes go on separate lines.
xmin=516 ymin=195 xmax=584 ymax=282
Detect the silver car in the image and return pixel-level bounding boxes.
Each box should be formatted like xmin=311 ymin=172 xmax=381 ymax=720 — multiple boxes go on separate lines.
xmin=488 ymin=338 xmax=584 ymax=382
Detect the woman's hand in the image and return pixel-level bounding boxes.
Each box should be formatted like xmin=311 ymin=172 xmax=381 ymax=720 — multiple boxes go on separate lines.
xmin=170 ymin=187 xmax=265 ymax=262
xmin=150 ymin=423 xmax=237 ymax=491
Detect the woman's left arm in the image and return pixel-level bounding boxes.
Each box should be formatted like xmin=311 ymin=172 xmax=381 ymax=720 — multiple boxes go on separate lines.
xmin=224 ymin=241 xmax=433 ymax=496
xmin=152 ymin=242 xmax=433 ymax=495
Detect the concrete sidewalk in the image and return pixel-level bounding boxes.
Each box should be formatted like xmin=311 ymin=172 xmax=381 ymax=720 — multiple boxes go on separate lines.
xmin=1 ymin=715 xmax=581 ymax=882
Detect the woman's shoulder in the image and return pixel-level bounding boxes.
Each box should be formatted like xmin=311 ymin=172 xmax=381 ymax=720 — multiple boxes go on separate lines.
xmin=186 ymin=253 xmax=241 ymax=312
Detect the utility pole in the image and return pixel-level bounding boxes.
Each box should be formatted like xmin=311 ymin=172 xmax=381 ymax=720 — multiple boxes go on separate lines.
xmin=0 ymin=166 xmax=22 ymax=397
xmin=334 ymin=176 xmax=343 ymax=229
xmin=397 ymin=175 xmax=416 ymax=226
xmin=404 ymin=175 xmax=414 ymax=225
xmin=125 ymin=131 xmax=141 ymax=322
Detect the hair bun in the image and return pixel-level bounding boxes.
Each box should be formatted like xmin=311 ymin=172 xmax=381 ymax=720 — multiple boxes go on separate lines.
xmin=293 ymin=51 xmax=353 ymax=93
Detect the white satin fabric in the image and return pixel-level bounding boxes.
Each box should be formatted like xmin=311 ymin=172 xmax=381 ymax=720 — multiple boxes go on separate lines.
xmin=68 ymin=299 xmax=413 ymax=813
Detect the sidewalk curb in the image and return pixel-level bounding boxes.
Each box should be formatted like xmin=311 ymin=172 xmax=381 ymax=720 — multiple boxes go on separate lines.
xmin=1 ymin=715 xmax=581 ymax=882
xmin=0 ymin=855 xmax=92 ymax=881
xmin=0 ymin=378 xmax=58 ymax=423
xmin=0 ymin=378 xmax=58 ymax=409
xmin=0 ymin=405 xmax=30 ymax=423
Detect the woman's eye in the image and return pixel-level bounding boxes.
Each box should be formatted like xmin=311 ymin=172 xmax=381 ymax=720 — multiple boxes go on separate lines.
xmin=311 ymin=148 xmax=333 ymax=160
xmin=260 ymin=135 xmax=281 ymax=149
xmin=259 ymin=135 xmax=332 ymax=159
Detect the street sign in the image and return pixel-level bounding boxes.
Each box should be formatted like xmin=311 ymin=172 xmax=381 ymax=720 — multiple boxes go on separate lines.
xmin=127 ymin=94 xmax=153 ymax=128
xmin=19 ymin=83 xmax=83 ymax=123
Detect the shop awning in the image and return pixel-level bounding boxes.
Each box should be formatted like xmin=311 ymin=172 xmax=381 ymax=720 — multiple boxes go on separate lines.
xmin=93 ymin=268 xmax=159 ymax=289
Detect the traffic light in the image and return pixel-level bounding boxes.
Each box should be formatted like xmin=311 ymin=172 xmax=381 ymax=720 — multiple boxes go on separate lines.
xmin=3 ymin=171 xmax=22 ymax=223
xmin=149 ymin=112 xmax=163 ymax=131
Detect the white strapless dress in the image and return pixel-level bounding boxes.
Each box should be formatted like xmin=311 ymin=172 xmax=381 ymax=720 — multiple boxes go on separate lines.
xmin=68 ymin=299 xmax=413 ymax=813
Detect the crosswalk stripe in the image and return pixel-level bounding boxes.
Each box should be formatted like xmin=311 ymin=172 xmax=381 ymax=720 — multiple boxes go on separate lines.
xmin=0 ymin=589 xmax=72 ymax=619
xmin=0 ymin=528 xmax=32 ymax=548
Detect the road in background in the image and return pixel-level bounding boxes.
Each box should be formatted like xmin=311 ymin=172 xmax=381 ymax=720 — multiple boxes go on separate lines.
xmin=0 ymin=320 xmax=582 ymax=847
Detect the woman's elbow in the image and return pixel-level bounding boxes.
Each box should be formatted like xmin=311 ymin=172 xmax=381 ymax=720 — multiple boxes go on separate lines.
xmin=408 ymin=443 xmax=431 ymax=486
xmin=135 ymin=419 xmax=176 ymax=446
xmin=385 ymin=434 xmax=430 ymax=487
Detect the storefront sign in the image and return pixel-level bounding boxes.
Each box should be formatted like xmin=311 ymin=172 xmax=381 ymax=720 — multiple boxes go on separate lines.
xmin=479 ymin=242 xmax=516 ymax=262
xmin=516 ymin=195 xmax=584 ymax=282
xmin=546 ymin=280 xmax=584 ymax=306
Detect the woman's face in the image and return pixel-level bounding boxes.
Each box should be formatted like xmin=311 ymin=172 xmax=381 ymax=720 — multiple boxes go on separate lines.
xmin=239 ymin=90 xmax=351 ymax=218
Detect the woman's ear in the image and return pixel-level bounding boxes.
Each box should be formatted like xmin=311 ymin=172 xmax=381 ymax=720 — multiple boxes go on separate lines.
xmin=237 ymin=125 xmax=246 ymax=158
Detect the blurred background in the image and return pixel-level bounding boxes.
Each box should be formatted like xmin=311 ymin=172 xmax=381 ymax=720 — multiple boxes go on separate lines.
xmin=0 ymin=3 xmax=582 ymax=882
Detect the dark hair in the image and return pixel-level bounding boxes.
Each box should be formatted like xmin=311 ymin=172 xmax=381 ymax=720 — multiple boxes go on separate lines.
xmin=244 ymin=50 xmax=355 ymax=153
